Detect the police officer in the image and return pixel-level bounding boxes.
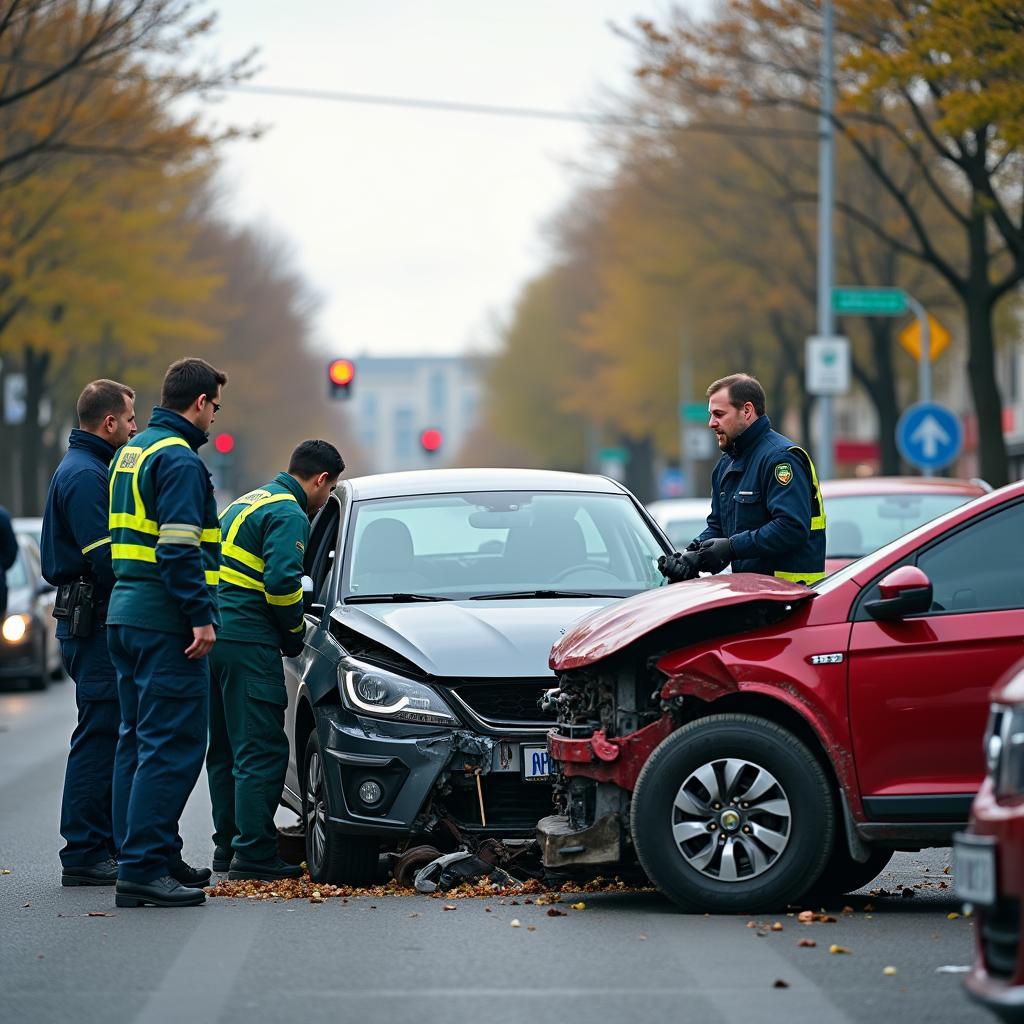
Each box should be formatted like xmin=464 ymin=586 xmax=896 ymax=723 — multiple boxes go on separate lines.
xmin=207 ymin=439 xmax=344 ymax=880
xmin=41 ymin=380 xmax=137 ymax=886
xmin=107 ymin=357 xmax=226 ymax=908
xmin=660 ymin=373 xmax=826 ymax=584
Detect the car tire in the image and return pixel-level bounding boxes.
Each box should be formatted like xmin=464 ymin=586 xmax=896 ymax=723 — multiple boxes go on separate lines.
xmin=805 ymin=845 xmax=894 ymax=902
xmin=302 ymin=729 xmax=379 ymax=886
xmin=630 ymin=713 xmax=835 ymax=914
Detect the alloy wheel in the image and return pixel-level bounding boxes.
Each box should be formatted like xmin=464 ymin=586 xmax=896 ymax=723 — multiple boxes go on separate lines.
xmin=305 ymin=750 xmax=327 ymax=870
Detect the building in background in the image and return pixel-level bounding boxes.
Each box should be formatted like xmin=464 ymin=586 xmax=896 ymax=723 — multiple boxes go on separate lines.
xmin=350 ymin=356 xmax=484 ymax=474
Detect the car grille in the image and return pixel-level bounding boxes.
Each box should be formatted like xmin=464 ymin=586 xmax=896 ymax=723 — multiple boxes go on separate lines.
xmin=450 ymin=681 xmax=556 ymax=727
xmin=445 ymin=773 xmax=554 ymax=832
xmin=980 ymin=897 xmax=1021 ymax=980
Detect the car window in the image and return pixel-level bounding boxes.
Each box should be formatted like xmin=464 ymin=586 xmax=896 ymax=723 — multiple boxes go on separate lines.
xmin=915 ymin=502 xmax=1024 ymax=613
xmin=825 ymin=493 xmax=975 ymax=558
xmin=342 ymin=490 xmax=667 ymax=599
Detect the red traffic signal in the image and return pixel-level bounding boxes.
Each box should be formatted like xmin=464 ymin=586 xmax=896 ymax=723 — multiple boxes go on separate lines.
xmin=420 ymin=428 xmax=443 ymax=454
xmin=214 ymin=433 xmax=235 ymax=455
xmin=328 ymin=358 xmax=355 ymax=398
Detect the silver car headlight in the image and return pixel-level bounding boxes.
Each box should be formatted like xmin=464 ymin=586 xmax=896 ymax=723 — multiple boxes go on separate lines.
xmin=340 ymin=659 xmax=457 ymax=727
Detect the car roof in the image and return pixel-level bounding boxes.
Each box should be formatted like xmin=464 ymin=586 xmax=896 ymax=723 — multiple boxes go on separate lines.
xmin=820 ymin=476 xmax=988 ymax=498
xmin=344 ymin=467 xmax=631 ymax=501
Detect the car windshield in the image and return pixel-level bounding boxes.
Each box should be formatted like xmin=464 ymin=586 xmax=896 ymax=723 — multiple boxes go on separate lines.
xmin=5 ymin=548 xmax=28 ymax=589
xmin=825 ymin=493 xmax=975 ymax=558
xmin=342 ymin=490 xmax=668 ymax=600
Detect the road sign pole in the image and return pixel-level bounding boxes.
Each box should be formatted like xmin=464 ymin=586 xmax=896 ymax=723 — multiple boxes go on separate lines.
xmin=904 ymin=294 xmax=933 ymax=475
xmin=815 ymin=0 xmax=835 ymax=482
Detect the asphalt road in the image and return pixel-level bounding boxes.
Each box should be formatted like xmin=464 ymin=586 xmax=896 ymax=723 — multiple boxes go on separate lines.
xmin=0 ymin=682 xmax=994 ymax=1024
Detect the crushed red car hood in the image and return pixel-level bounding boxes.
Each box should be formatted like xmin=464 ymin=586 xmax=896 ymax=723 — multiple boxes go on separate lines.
xmin=549 ymin=574 xmax=814 ymax=672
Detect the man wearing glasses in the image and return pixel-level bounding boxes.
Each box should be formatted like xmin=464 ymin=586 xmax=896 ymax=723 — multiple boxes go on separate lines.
xmin=106 ymin=357 xmax=227 ymax=908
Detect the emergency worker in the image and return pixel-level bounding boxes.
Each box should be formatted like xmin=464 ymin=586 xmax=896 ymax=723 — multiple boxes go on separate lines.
xmin=107 ymin=357 xmax=226 ymax=908
xmin=207 ymin=439 xmax=344 ymax=881
xmin=41 ymin=380 xmax=137 ymax=886
xmin=660 ymin=373 xmax=825 ymax=585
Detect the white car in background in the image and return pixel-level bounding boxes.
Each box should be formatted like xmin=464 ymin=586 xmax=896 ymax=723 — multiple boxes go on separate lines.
xmin=646 ymin=498 xmax=712 ymax=552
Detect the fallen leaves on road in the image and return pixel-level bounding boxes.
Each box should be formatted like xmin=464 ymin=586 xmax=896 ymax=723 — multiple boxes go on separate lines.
xmin=443 ymin=904 xmax=457 ymax=911
xmin=829 ymin=944 xmax=852 ymax=955
xmin=510 ymin=919 xmax=521 ymax=928
xmin=771 ymin=922 xmax=784 ymax=931
xmin=571 ymin=902 xmax=586 ymax=911
xmin=546 ymin=908 xmax=566 ymax=917
xmin=797 ymin=910 xmax=837 ymax=924
xmin=773 ymin=979 xmax=790 ymax=989
xmin=883 ymin=966 xmax=898 ymax=976
xmin=798 ymin=939 xmax=817 ymax=948
xmin=947 ymin=912 xmax=961 ymax=920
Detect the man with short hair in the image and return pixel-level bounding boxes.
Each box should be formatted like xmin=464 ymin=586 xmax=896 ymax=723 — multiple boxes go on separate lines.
xmin=41 ymin=379 xmax=137 ymax=886
xmin=660 ymin=373 xmax=826 ymax=585
xmin=207 ymin=439 xmax=345 ymax=881
xmin=107 ymin=357 xmax=227 ymax=908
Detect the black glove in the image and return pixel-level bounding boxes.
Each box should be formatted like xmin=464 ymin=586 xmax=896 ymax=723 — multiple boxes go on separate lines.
xmin=697 ymin=537 xmax=734 ymax=574
xmin=281 ymin=628 xmax=306 ymax=659
xmin=658 ymin=550 xmax=701 ymax=583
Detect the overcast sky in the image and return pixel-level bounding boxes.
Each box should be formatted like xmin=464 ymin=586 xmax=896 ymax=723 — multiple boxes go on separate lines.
xmin=204 ymin=1 xmax=702 ymax=358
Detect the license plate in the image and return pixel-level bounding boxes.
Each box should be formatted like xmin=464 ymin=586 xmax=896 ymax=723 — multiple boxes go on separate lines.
xmin=521 ymin=744 xmax=551 ymax=782
xmin=954 ymin=833 xmax=996 ymax=906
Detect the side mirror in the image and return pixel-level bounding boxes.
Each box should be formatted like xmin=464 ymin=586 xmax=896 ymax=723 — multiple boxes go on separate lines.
xmin=865 ymin=565 xmax=933 ymax=621
xmin=301 ymin=575 xmax=315 ymax=614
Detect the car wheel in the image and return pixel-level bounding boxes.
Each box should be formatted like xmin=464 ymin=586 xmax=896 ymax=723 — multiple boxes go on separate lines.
xmin=302 ymin=729 xmax=379 ymax=885
xmin=805 ymin=845 xmax=894 ymax=902
xmin=630 ymin=713 xmax=835 ymax=914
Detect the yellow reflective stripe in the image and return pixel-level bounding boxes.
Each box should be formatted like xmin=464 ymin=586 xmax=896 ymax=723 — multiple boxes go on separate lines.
xmin=788 ymin=445 xmax=826 ymax=531
xmin=110 ymin=513 xmax=158 ymax=534
xmin=289 ymin=622 xmax=305 ymax=634
xmin=266 ymin=586 xmax=303 ymax=607
xmin=773 ymin=570 xmax=826 ymax=585
xmin=221 ymin=541 xmax=265 ymax=573
xmin=81 ymin=536 xmax=111 ymax=555
xmin=219 ymin=564 xmax=265 ymax=592
xmin=223 ymin=493 xmax=298 ymax=549
xmin=205 ymin=570 xmax=220 ymax=586
xmin=201 ymin=528 xmax=220 ymax=543
xmin=109 ymin=436 xmax=191 ymax=534
xmin=111 ymin=544 xmax=156 ymax=563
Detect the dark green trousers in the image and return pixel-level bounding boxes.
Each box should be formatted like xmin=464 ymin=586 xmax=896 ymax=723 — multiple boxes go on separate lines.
xmin=206 ymin=639 xmax=289 ymax=863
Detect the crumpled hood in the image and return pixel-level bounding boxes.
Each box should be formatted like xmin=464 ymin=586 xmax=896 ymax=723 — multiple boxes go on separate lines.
xmin=550 ymin=574 xmax=814 ymax=672
xmin=332 ymin=598 xmax=618 ymax=679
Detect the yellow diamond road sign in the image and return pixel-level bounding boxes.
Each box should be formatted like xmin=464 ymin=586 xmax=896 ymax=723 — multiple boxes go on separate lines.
xmin=899 ymin=314 xmax=950 ymax=362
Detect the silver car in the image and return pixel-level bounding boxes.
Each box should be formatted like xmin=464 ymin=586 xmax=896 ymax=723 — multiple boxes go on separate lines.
xmin=281 ymin=468 xmax=672 ymax=884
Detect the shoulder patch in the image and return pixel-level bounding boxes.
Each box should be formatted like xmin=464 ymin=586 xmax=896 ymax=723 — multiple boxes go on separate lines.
xmin=239 ymin=489 xmax=272 ymax=504
xmin=774 ymin=462 xmax=793 ymax=485
xmin=115 ymin=446 xmax=142 ymax=471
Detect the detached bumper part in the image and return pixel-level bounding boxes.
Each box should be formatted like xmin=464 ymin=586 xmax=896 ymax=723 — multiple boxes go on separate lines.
xmin=537 ymin=813 xmax=622 ymax=868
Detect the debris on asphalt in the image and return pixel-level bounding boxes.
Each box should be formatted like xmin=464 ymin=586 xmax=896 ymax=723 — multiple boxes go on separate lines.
xmin=947 ymin=912 xmax=961 ymax=920
xmin=771 ymin=922 xmax=784 ymax=931
xmin=510 ymin=919 xmax=521 ymax=928
xmin=413 ymin=851 xmax=522 ymax=894
xmin=571 ymin=901 xmax=586 ymax=911
xmin=829 ymin=944 xmax=851 ymax=955
xmin=547 ymin=908 xmax=566 ymax=917
xmin=85 ymin=912 xmax=113 ymax=917
xmin=935 ymin=965 xmax=971 ymax=974
xmin=883 ymin=966 xmax=898 ymax=976
xmin=798 ymin=939 xmax=817 ymax=948
xmin=773 ymin=979 xmax=790 ymax=989
xmin=797 ymin=910 xmax=837 ymax=924
xmin=901 ymin=887 xmax=916 ymax=899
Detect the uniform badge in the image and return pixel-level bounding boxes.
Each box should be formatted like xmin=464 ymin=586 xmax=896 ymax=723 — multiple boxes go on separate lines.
xmin=775 ymin=463 xmax=793 ymax=485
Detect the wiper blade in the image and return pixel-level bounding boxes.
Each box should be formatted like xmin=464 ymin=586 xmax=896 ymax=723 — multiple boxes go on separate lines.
xmin=470 ymin=589 xmax=623 ymax=600
xmin=345 ymin=593 xmax=450 ymax=603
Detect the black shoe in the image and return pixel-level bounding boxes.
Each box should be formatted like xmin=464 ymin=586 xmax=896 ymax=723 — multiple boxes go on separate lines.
xmin=115 ymin=875 xmax=206 ymax=908
xmin=168 ymin=858 xmax=212 ymax=887
xmin=212 ymin=846 xmax=233 ymax=873
xmin=227 ymin=856 xmax=303 ymax=881
xmin=61 ymin=857 xmax=118 ymax=887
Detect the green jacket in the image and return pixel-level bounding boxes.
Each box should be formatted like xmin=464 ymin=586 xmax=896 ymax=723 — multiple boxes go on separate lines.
xmin=107 ymin=407 xmax=220 ymax=635
xmin=217 ymin=472 xmax=309 ymax=648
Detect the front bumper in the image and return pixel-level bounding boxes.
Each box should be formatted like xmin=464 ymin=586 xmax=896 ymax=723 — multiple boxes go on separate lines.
xmin=318 ymin=714 xmax=553 ymax=838
xmin=961 ymin=779 xmax=1024 ymax=1020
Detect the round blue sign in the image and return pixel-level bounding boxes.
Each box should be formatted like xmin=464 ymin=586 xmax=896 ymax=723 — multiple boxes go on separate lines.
xmin=896 ymin=402 xmax=963 ymax=470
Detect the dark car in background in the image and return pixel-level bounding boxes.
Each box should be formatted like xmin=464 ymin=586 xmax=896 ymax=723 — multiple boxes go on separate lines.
xmin=956 ymin=660 xmax=1024 ymax=1022
xmin=281 ymin=468 xmax=671 ymax=884
xmin=1 ymin=533 xmax=62 ymax=690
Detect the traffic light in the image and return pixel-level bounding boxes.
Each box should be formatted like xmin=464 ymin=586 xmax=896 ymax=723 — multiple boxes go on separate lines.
xmin=328 ymin=358 xmax=355 ymax=399
xmin=214 ymin=433 xmax=235 ymax=455
xmin=419 ymin=428 xmax=443 ymax=455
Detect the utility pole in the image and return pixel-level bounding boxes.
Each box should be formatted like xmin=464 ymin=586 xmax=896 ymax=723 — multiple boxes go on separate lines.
xmin=816 ymin=0 xmax=835 ymax=482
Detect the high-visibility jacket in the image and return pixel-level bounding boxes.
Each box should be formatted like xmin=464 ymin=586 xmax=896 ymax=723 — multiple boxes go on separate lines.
xmin=697 ymin=414 xmax=826 ymax=585
xmin=106 ymin=407 xmax=220 ymax=635
xmin=217 ymin=472 xmax=309 ymax=649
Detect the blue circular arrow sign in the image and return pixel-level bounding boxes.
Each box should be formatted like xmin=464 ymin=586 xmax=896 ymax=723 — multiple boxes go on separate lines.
xmin=896 ymin=402 xmax=963 ymax=470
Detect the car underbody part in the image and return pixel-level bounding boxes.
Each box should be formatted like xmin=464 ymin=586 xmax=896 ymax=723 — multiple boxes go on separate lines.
xmin=412 ymin=850 xmax=524 ymax=893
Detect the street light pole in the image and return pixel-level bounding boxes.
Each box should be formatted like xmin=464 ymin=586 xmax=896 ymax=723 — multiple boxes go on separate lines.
xmin=816 ymin=0 xmax=835 ymax=481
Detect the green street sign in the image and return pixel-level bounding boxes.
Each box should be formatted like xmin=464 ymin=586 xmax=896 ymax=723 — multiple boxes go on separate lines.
xmin=832 ymin=287 xmax=908 ymax=316
xmin=681 ymin=401 xmax=707 ymax=423
xmin=598 ymin=447 xmax=627 ymax=464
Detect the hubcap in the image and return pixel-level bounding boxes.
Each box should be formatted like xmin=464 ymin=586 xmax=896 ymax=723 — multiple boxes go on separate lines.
xmin=669 ymin=757 xmax=791 ymax=882
xmin=305 ymin=751 xmax=327 ymax=870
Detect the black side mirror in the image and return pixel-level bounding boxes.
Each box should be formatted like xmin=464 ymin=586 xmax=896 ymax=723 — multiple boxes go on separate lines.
xmin=865 ymin=566 xmax=933 ymax=621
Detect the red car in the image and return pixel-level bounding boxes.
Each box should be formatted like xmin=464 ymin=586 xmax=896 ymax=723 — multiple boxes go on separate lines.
xmin=539 ymin=480 xmax=1024 ymax=913
xmin=821 ymin=476 xmax=988 ymax=575
xmin=956 ymin=661 xmax=1024 ymax=1022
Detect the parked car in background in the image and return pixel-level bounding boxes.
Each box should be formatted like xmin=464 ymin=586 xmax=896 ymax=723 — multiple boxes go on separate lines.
xmin=283 ymin=468 xmax=672 ymax=884
xmin=541 ymin=479 xmax=1023 ymax=913
xmin=956 ymin=660 xmax=1024 ymax=1023
xmin=0 ymin=534 xmax=62 ymax=690
xmin=646 ymin=498 xmax=712 ymax=551
xmin=821 ymin=477 xmax=989 ymax=574
xmin=12 ymin=516 xmax=43 ymax=549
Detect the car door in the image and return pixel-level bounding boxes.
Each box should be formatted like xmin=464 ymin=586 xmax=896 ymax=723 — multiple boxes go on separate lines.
xmin=282 ymin=491 xmax=345 ymax=799
xmin=846 ymin=498 xmax=1024 ymax=817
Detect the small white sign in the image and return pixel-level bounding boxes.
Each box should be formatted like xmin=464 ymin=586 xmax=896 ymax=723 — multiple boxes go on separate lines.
xmin=684 ymin=429 xmax=716 ymax=459
xmin=805 ymin=336 xmax=850 ymax=396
